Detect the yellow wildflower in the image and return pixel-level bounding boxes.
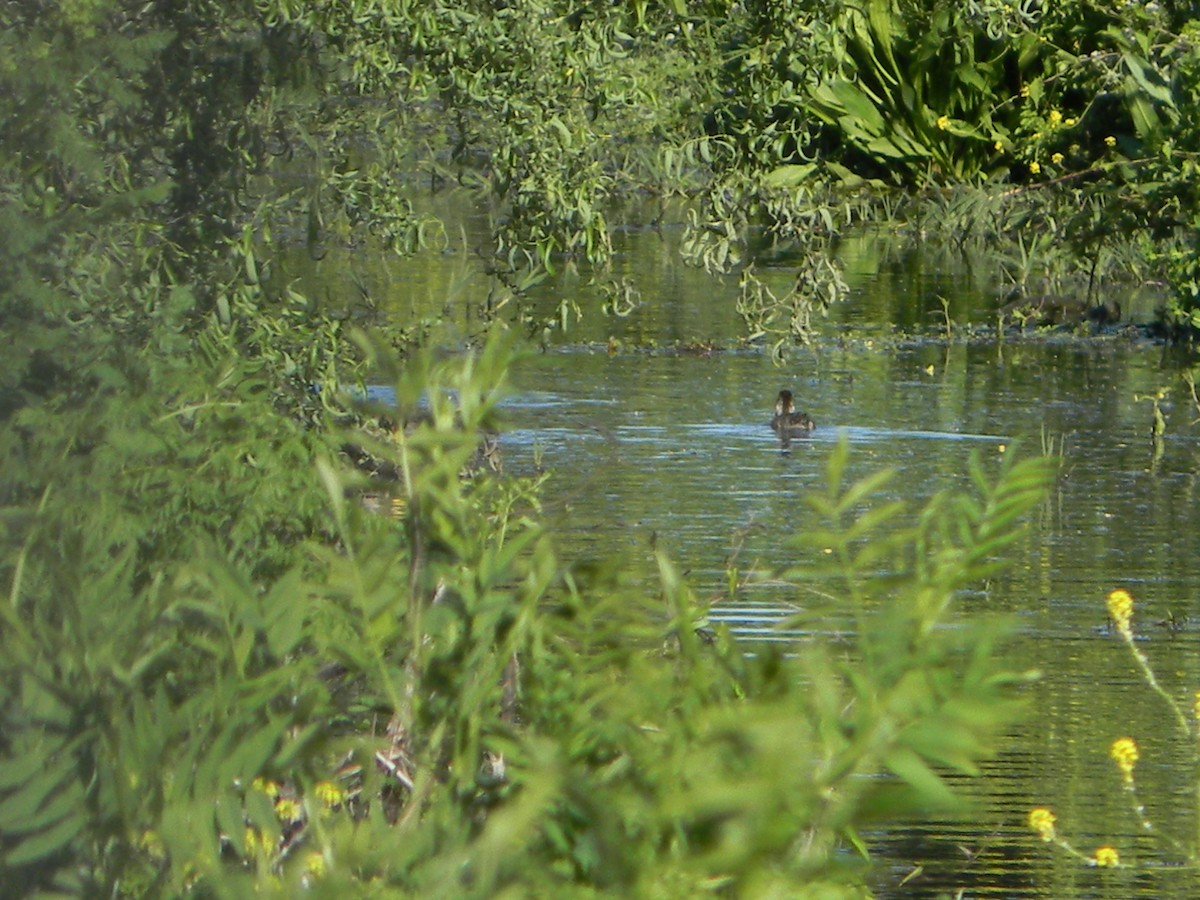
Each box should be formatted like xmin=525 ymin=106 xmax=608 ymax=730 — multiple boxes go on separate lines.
xmin=1110 ymin=737 xmax=1139 ymax=782
xmin=1029 ymin=807 xmax=1057 ymax=841
xmin=1066 ymin=117 xmax=1077 ymax=126
xmin=244 ymin=827 xmax=268 ymax=856
xmin=1094 ymin=846 xmax=1120 ymax=867
xmin=252 ymin=777 xmax=280 ymax=798
xmin=936 ymin=115 xmax=950 ymax=131
xmin=306 ymin=851 xmax=327 ymax=878
xmin=1029 ymin=161 xmax=1041 ymax=175
xmin=994 ymin=140 xmax=1004 ymax=152
xmin=1051 ymin=152 xmax=1064 ymax=165
xmin=1048 ymin=109 xmax=1063 ymax=127
xmin=274 ymin=796 xmax=302 ymax=822
xmin=1020 ymin=84 xmax=1030 ymax=98
xmin=314 ymin=780 xmax=346 ymax=808
xmin=1105 ymin=135 xmax=1117 ymax=147
xmin=1107 ymin=589 xmax=1133 ymax=635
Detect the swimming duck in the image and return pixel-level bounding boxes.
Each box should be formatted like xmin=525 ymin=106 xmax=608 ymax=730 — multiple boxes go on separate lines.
xmin=771 ymin=390 xmax=815 ymax=433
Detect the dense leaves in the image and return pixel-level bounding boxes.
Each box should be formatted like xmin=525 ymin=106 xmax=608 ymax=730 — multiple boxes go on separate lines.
xmin=0 ymin=0 xmax=1157 ymax=896
xmin=1 ymin=337 xmax=1054 ymax=894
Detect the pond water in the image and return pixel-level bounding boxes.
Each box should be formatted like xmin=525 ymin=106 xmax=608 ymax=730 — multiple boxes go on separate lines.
xmin=499 ymin=341 xmax=1200 ymax=898
xmin=296 ymin=198 xmax=1200 ymax=897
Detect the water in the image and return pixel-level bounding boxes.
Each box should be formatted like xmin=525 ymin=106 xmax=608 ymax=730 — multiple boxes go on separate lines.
xmin=297 ymin=195 xmax=1200 ymax=896
xmin=498 ymin=342 xmax=1200 ymax=897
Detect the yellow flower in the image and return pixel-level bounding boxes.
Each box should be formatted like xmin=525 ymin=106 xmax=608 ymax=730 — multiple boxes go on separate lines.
xmin=1020 ymin=84 xmax=1030 ymax=98
xmin=1094 ymin=846 xmax=1120 ymax=867
xmin=1065 ymin=117 xmax=1077 ymax=126
xmin=1051 ymin=152 xmax=1064 ymax=165
xmin=1048 ymin=109 xmax=1063 ymax=127
xmin=1110 ymin=737 xmax=1139 ymax=782
xmin=994 ymin=140 xmax=1005 ymax=152
xmin=274 ymin=797 xmax=302 ymax=822
xmin=252 ymin=777 xmax=280 ymax=799
xmin=1029 ymin=161 xmax=1041 ymax=175
xmin=936 ymin=115 xmax=950 ymax=131
xmin=306 ymin=851 xmax=327 ymax=878
xmin=1105 ymin=135 xmax=1117 ymax=147
xmin=244 ymin=827 xmax=269 ymax=856
xmin=1029 ymin=807 xmax=1057 ymax=841
xmin=314 ymin=780 xmax=346 ymax=808
xmin=1107 ymin=589 xmax=1133 ymax=635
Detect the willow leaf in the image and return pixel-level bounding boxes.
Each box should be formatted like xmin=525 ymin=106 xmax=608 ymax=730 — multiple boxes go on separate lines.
xmin=3 ymin=810 xmax=84 ymax=867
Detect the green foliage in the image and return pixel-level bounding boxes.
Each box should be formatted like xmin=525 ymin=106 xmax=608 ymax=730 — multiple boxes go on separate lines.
xmin=0 ymin=4 xmax=1162 ymax=893
xmin=263 ymin=0 xmax=685 ymax=271
xmin=641 ymin=444 xmax=1053 ymax=891
xmin=804 ymin=0 xmax=1021 ymax=182
xmin=983 ymin=7 xmax=1200 ymax=325
xmin=0 ymin=331 xmax=526 ymax=894
xmin=737 ymin=252 xmax=849 ymax=358
xmin=685 ymin=0 xmax=1200 ymax=339
xmin=1146 ymin=19 xmax=1200 ymax=332
xmin=2 ymin=326 xmax=1052 ymax=895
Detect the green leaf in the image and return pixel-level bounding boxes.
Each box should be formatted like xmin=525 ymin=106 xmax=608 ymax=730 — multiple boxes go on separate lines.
xmin=220 ymin=718 xmax=288 ymax=788
xmin=941 ymin=118 xmax=985 ymax=140
xmin=547 ymin=116 xmax=574 ymax=149
xmin=883 ymin=746 xmax=958 ymax=809
xmin=1122 ymin=52 xmax=1175 ymax=108
xmin=20 ymin=674 xmax=72 ymax=728
xmin=262 ymin=569 xmax=307 ymax=659
xmin=762 ymin=164 xmax=817 ymax=188
xmin=824 ymin=162 xmax=869 ymax=188
xmin=244 ymin=787 xmax=279 ymax=838
xmin=215 ymin=791 xmax=246 ymax=847
xmin=2 ymin=775 xmax=85 ymax=837
xmin=0 ymin=756 xmax=79 ymax=828
xmin=3 ymin=810 xmax=84 ymax=866
xmin=0 ymin=748 xmax=49 ymax=790
xmin=825 ymin=81 xmax=887 ymax=134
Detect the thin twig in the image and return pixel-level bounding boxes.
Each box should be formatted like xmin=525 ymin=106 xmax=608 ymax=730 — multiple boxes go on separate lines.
xmin=375 ymin=751 xmax=415 ymax=790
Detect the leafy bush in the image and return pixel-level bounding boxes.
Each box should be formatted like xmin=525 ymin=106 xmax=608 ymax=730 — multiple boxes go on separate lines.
xmin=1 ymin=317 xmax=1053 ymax=895
xmin=1 ymin=6 xmax=1064 ymax=893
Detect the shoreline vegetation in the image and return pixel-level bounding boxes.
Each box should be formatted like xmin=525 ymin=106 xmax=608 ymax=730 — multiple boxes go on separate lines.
xmin=3 ymin=1 xmax=1198 ymax=895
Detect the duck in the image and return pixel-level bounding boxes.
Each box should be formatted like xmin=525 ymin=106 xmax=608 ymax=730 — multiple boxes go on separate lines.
xmin=771 ymin=390 xmax=815 ymax=433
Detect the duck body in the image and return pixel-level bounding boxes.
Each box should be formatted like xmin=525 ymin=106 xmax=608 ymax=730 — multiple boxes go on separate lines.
xmin=770 ymin=389 xmax=815 ymax=433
